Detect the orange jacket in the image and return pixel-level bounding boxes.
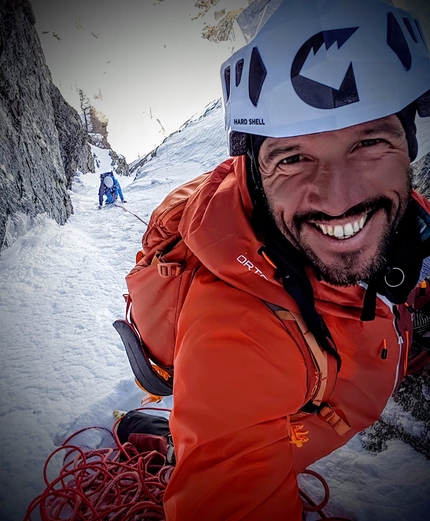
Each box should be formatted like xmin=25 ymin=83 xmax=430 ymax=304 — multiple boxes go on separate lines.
xmin=163 ymin=156 xmax=428 ymax=520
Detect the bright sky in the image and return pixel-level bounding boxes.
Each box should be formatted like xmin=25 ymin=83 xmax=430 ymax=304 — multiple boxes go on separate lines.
xmin=30 ymin=0 xmax=429 ymax=164
xmin=31 ymin=0 xmax=248 ymax=163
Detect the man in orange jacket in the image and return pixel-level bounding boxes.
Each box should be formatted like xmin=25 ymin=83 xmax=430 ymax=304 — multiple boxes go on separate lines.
xmin=163 ymin=0 xmax=430 ymax=519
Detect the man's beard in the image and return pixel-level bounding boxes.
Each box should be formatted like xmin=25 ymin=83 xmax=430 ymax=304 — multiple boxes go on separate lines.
xmin=298 ymin=227 xmax=391 ymax=286
xmin=269 ymin=174 xmax=412 ymax=287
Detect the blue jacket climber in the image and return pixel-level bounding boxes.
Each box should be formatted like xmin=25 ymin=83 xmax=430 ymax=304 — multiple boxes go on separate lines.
xmin=98 ymin=172 xmax=126 ymax=208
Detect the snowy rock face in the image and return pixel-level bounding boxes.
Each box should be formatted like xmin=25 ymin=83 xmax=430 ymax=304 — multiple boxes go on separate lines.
xmin=413 ymin=153 xmax=430 ymax=199
xmin=83 ymin=108 xmax=129 ymax=177
xmin=87 ymin=134 xmax=129 ymax=177
xmin=50 ymin=82 xmax=95 ymax=187
xmin=107 ymin=149 xmax=129 ymax=177
xmin=360 ymin=365 xmax=430 ymax=459
xmin=0 ymin=0 xmax=93 ymax=248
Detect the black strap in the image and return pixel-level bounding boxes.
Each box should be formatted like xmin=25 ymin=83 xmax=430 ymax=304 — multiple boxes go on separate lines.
xmin=361 ymin=199 xmax=424 ymax=320
xmin=246 ymin=148 xmax=342 ymax=370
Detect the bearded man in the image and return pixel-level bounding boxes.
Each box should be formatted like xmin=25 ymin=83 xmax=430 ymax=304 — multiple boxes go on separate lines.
xmin=159 ymin=0 xmax=430 ymax=518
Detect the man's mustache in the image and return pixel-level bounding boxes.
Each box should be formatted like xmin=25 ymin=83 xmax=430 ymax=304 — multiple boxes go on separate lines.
xmin=293 ymin=196 xmax=394 ymax=229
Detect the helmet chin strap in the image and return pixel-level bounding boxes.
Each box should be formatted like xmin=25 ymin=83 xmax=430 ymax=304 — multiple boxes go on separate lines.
xmin=246 ymin=142 xmax=342 ymax=369
xmin=361 ymin=200 xmax=423 ymax=320
xmin=396 ymin=103 xmax=418 ymax=162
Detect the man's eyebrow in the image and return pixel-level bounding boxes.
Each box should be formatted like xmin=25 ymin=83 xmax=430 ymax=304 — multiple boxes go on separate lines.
xmin=359 ymin=122 xmax=405 ymax=138
xmin=263 ymin=145 xmax=301 ymax=163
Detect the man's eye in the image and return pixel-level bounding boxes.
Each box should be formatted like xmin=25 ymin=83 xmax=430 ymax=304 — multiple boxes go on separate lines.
xmin=280 ymin=154 xmax=302 ymax=165
xmin=360 ymin=138 xmax=385 ymax=147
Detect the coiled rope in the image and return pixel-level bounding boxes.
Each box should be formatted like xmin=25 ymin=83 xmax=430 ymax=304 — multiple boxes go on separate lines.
xmin=25 ymin=410 xmax=173 ymax=521
xmin=25 ymin=408 xmax=352 ymax=520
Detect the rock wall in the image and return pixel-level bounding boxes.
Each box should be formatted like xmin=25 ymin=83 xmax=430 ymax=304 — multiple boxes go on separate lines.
xmin=50 ymin=82 xmax=94 ymax=187
xmin=412 ymin=152 xmax=430 ymax=199
xmin=0 ymin=0 xmax=93 ymax=249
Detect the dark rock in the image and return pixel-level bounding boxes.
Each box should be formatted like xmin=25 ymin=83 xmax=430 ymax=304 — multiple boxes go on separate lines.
xmin=50 ymin=83 xmax=94 ymax=189
xmin=109 ymin=149 xmax=129 ymax=177
xmin=412 ymin=152 xmax=430 ymax=199
xmin=0 ymin=0 xmax=93 ymax=249
xmin=359 ymin=368 xmax=430 ymax=459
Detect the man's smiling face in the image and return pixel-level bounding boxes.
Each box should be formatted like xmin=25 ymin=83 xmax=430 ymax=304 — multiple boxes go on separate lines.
xmin=258 ymin=115 xmax=412 ymax=286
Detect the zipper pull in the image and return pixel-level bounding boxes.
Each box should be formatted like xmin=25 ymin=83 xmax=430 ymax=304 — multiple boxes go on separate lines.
xmin=381 ymin=339 xmax=388 ymax=360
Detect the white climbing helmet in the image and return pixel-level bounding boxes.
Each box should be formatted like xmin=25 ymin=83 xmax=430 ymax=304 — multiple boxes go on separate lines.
xmin=221 ymin=0 xmax=430 ymax=155
xmin=104 ymin=176 xmax=114 ymax=188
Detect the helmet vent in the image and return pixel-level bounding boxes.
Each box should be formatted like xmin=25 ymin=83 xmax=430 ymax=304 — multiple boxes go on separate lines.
xmin=248 ymin=47 xmax=267 ymax=106
xmin=414 ymin=19 xmax=428 ymax=53
xmin=402 ymin=17 xmax=418 ymax=43
xmin=224 ymin=66 xmax=231 ymax=101
xmin=236 ymin=59 xmax=244 ymax=87
xmin=387 ymin=12 xmax=412 ymax=71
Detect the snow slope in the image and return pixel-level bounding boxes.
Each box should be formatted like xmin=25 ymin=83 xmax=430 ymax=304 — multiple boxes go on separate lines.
xmin=0 ymin=101 xmax=430 ymax=521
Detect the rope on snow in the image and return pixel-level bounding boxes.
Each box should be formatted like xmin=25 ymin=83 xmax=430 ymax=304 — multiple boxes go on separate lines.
xmin=25 ymin=407 xmax=352 ymax=521
xmin=24 ymin=414 xmax=172 ymax=520
xmin=114 ymin=202 xmax=148 ymax=226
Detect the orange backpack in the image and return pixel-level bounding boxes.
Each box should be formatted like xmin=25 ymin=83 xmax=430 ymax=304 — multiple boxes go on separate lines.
xmin=114 ymin=173 xmax=208 ymax=397
xmin=114 ymin=168 xmax=349 ymax=437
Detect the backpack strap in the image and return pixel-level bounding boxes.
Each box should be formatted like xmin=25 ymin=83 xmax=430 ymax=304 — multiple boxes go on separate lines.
xmin=268 ymin=305 xmax=351 ymax=439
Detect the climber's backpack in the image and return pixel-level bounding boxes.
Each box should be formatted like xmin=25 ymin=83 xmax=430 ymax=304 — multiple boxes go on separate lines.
xmin=100 ymin=172 xmax=115 ymax=191
xmin=113 ymin=164 xmax=348 ymax=435
xmin=113 ymin=173 xmax=207 ymax=397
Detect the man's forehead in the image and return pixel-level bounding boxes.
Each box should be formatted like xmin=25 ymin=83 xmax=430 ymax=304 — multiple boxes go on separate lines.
xmin=265 ymin=115 xmax=404 ymax=146
xmin=345 ymin=115 xmax=404 ymax=135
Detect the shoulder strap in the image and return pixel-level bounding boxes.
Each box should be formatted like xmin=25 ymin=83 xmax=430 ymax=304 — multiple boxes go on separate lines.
xmin=269 ymin=306 xmax=351 ymax=438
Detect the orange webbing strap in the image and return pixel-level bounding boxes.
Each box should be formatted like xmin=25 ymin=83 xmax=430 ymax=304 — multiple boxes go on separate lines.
xmin=273 ymin=309 xmax=334 ymax=407
xmin=317 ymin=405 xmax=351 ymax=436
xmin=289 ymin=310 xmax=332 ymax=408
xmin=135 ymin=378 xmax=163 ymax=404
xmin=272 ymin=307 xmax=350 ymax=437
xmin=151 ymin=251 xmax=184 ymax=278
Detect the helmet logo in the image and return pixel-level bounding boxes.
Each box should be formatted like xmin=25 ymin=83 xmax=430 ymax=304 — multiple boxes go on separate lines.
xmin=291 ymin=28 xmax=359 ymax=110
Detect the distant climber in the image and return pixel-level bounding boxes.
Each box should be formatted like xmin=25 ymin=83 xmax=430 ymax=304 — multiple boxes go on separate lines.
xmin=98 ymin=172 xmax=126 ymax=209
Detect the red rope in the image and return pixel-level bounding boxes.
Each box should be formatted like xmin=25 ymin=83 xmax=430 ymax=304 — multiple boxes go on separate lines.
xmin=25 ymin=407 xmax=352 ymax=520
xmin=299 ymin=469 xmax=353 ymax=521
xmin=406 ymin=350 xmax=430 ymax=375
xmin=25 ymin=409 xmax=172 ymax=521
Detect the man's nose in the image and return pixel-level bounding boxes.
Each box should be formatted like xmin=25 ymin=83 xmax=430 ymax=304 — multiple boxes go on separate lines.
xmin=308 ymin=159 xmax=366 ymax=216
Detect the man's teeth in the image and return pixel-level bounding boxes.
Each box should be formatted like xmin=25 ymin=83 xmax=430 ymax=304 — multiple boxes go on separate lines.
xmin=316 ymin=216 xmax=367 ymax=239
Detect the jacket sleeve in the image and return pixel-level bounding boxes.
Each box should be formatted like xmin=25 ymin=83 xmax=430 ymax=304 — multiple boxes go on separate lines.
xmin=114 ymin=179 xmax=124 ymax=201
xmin=164 ymin=270 xmax=308 ymax=521
xmin=98 ymin=183 xmax=104 ymax=206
